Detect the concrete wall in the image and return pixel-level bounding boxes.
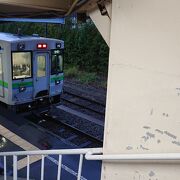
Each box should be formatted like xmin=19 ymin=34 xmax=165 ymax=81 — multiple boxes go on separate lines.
xmin=102 ymin=0 xmax=180 ymax=179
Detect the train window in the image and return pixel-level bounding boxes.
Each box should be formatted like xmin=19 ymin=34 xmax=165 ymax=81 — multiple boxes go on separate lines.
xmin=0 ymin=54 xmax=3 ymax=97
xmin=12 ymin=52 xmax=32 ymax=79
xmin=51 ymin=55 xmax=56 ymax=75
xmin=51 ymin=54 xmax=63 ymax=75
xmin=57 ymin=55 xmax=63 ymax=72
xmin=0 ymin=54 xmax=2 ymax=76
xmin=37 ymin=55 xmax=46 ymax=77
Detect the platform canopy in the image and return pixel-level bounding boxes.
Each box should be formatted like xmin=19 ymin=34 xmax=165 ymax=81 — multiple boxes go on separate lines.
xmin=0 ymin=0 xmax=99 ymax=18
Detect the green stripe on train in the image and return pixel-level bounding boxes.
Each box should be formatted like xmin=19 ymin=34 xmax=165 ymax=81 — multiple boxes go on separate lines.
xmin=0 ymin=75 xmax=64 ymax=89
xmin=0 ymin=80 xmax=8 ymax=88
xmin=12 ymin=81 xmax=33 ymax=88
xmin=51 ymin=75 xmax=64 ymax=83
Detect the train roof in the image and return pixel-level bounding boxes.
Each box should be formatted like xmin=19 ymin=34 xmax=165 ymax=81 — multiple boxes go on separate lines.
xmin=0 ymin=32 xmax=63 ymax=42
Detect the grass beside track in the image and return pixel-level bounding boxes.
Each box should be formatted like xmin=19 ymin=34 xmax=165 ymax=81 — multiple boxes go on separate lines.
xmin=64 ymin=66 xmax=107 ymax=89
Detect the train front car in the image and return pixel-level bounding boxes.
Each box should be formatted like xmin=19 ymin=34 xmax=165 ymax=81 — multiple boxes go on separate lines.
xmin=10 ymin=35 xmax=64 ymax=111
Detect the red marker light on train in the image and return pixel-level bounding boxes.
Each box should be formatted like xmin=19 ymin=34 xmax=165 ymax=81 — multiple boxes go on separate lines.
xmin=37 ymin=44 xmax=42 ymax=48
xmin=37 ymin=43 xmax=47 ymax=49
xmin=42 ymin=44 xmax=47 ymax=48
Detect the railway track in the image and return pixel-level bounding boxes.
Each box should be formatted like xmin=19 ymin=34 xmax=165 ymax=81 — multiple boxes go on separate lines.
xmin=0 ymin=81 xmax=106 ymax=149
xmin=25 ymin=109 xmax=103 ymax=148
xmin=27 ymin=86 xmax=106 ymax=148
xmin=63 ymin=80 xmax=106 ymax=104
xmin=61 ymin=89 xmax=106 ymax=119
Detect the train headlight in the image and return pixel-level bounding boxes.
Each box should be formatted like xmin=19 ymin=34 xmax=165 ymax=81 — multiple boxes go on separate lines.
xmin=56 ymin=43 xmax=61 ymax=49
xmin=17 ymin=43 xmax=25 ymax=50
xmin=19 ymin=86 xmax=26 ymax=92
xmin=55 ymin=80 xmax=60 ymax=85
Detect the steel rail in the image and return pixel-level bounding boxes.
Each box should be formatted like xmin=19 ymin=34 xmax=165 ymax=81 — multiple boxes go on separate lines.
xmin=63 ymin=90 xmax=106 ymax=107
xmin=40 ymin=112 xmax=103 ymax=143
xmin=61 ymin=96 xmax=105 ymax=116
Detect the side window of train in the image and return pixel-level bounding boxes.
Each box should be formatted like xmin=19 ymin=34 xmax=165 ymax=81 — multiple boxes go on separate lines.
xmin=0 ymin=54 xmax=4 ymax=97
xmin=57 ymin=55 xmax=63 ymax=73
xmin=0 ymin=54 xmax=2 ymax=76
xmin=12 ymin=52 xmax=32 ymax=79
xmin=51 ymin=55 xmax=56 ymax=75
xmin=51 ymin=51 xmax=63 ymax=75
xmin=37 ymin=55 xmax=46 ymax=77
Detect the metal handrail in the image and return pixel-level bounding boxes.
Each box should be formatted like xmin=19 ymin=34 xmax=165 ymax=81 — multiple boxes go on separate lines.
xmin=0 ymin=148 xmax=102 ymax=180
xmin=3 ymin=147 xmax=180 ymax=180
xmin=85 ymin=150 xmax=180 ymax=162
xmin=0 ymin=148 xmax=102 ymax=156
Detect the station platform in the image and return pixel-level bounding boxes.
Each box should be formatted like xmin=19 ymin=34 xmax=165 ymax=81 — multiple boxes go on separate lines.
xmin=0 ymin=107 xmax=102 ymax=180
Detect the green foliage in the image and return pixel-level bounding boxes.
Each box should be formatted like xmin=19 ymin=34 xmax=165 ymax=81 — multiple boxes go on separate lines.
xmin=62 ymin=21 xmax=109 ymax=74
xmin=65 ymin=66 xmax=97 ymax=84
xmin=0 ymin=18 xmax=109 ymax=75
xmin=78 ymin=72 xmax=97 ymax=84
xmin=65 ymin=66 xmax=99 ymax=86
xmin=65 ymin=66 xmax=79 ymax=78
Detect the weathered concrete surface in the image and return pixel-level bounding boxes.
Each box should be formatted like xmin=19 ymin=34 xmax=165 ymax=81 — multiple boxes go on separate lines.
xmin=102 ymin=0 xmax=180 ymax=179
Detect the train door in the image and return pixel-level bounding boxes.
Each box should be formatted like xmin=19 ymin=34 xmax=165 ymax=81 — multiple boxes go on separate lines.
xmin=33 ymin=53 xmax=49 ymax=98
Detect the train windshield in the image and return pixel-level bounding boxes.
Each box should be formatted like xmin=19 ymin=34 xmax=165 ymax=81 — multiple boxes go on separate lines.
xmin=51 ymin=50 xmax=63 ymax=75
xmin=12 ymin=52 xmax=32 ymax=79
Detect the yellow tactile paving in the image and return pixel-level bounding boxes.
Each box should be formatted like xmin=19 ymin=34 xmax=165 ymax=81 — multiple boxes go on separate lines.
xmin=0 ymin=124 xmax=42 ymax=170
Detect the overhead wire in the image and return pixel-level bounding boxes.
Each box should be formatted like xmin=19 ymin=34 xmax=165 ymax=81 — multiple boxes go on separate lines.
xmin=64 ymin=0 xmax=80 ymax=16
xmin=65 ymin=0 xmax=91 ymax=16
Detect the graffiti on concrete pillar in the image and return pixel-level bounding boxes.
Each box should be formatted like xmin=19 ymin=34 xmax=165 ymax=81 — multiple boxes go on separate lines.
xmin=133 ymin=170 xmax=158 ymax=180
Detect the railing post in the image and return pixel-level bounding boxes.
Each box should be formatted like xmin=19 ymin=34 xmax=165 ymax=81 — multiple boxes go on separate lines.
xmin=41 ymin=155 xmax=45 ymax=180
xmin=27 ymin=155 xmax=30 ymax=180
xmin=13 ymin=155 xmax=17 ymax=180
xmin=77 ymin=154 xmax=83 ymax=180
xmin=57 ymin=155 xmax=62 ymax=180
xmin=4 ymin=156 xmax=6 ymax=180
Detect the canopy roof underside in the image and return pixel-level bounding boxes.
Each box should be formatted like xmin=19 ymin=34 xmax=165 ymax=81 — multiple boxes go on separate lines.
xmin=0 ymin=0 xmax=99 ymax=18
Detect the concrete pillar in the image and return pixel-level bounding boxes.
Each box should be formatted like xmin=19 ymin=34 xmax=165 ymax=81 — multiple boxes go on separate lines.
xmin=102 ymin=0 xmax=180 ymax=179
xmin=89 ymin=2 xmax=112 ymax=46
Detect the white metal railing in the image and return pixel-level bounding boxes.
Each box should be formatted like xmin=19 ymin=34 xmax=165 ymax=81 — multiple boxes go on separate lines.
xmin=86 ymin=150 xmax=180 ymax=162
xmin=0 ymin=148 xmax=102 ymax=180
xmin=2 ymin=148 xmax=180 ymax=180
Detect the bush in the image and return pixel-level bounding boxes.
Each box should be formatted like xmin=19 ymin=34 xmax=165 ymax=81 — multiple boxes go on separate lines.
xmin=65 ymin=66 xmax=79 ymax=78
xmin=62 ymin=22 xmax=109 ymax=74
xmin=78 ymin=72 xmax=97 ymax=84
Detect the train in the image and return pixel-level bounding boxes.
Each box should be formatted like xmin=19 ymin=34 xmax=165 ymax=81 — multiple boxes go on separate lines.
xmin=0 ymin=32 xmax=64 ymax=111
